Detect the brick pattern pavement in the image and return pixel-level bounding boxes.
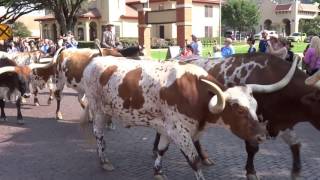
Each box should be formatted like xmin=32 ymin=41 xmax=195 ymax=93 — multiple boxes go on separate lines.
xmin=0 ymin=89 xmax=319 ymax=180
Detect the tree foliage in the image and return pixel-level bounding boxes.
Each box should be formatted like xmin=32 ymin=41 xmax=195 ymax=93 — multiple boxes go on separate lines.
xmin=222 ymin=0 xmax=260 ymax=32
xmin=12 ymin=21 xmax=31 ymax=37
xmin=0 ymin=0 xmax=43 ymax=24
xmin=1 ymin=0 xmax=88 ymax=35
xmin=40 ymin=0 xmax=88 ymax=35
xmin=299 ymin=16 xmax=320 ymax=35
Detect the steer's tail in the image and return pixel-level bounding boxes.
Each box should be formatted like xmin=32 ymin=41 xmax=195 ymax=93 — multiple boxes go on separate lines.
xmin=80 ymin=105 xmax=95 ymax=143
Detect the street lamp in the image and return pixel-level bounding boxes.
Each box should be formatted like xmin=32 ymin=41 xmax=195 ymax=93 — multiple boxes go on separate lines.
xmin=219 ymin=0 xmax=222 ymax=47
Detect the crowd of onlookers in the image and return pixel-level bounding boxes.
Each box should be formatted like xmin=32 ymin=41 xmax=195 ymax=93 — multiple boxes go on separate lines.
xmin=0 ymin=31 xmax=78 ymax=57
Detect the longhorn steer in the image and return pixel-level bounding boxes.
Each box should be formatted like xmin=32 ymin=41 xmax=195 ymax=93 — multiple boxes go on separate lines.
xmin=0 ymin=57 xmax=50 ymax=124
xmin=153 ymin=53 xmax=311 ymax=180
xmin=0 ymin=50 xmax=55 ymax=105
xmin=79 ymin=56 xmax=296 ymax=180
xmin=52 ymin=47 xmax=144 ymax=120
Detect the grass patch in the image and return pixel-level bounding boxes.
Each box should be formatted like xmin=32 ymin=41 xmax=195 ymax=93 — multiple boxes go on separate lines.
xmin=151 ymin=41 xmax=309 ymax=60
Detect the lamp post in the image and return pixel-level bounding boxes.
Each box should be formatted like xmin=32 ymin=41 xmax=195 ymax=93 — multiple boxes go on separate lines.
xmin=219 ymin=0 xmax=222 ymax=47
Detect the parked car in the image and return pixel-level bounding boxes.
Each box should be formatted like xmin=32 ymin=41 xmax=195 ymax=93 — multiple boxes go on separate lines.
xmin=254 ymin=30 xmax=278 ymax=40
xmin=287 ymin=32 xmax=307 ymax=42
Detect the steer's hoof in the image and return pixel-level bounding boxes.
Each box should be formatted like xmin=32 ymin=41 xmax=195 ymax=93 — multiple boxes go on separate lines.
xmin=0 ymin=117 xmax=7 ymax=122
xmin=291 ymin=172 xmax=302 ymax=180
xmin=247 ymin=174 xmax=260 ymax=180
xmin=102 ymin=162 xmax=115 ymax=171
xmin=34 ymin=102 xmax=40 ymax=106
xmin=17 ymin=119 xmax=24 ymax=125
xmin=56 ymin=112 xmax=63 ymax=120
xmin=202 ymin=158 xmax=215 ymax=166
xmin=154 ymin=174 xmax=168 ymax=180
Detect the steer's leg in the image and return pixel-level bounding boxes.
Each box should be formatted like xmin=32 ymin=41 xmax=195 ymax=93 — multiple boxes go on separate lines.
xmin=16 ymin=97 xmax=24 ymax=125
xmin=280 ymin=129 xmax=301 ymax=180
xmin=47 ymin=80 xmax=54 ymax=105
xmin=152 ymin=133 xmax=161 ymax=158
xmin=54 ymin=89 xmax=63 ymax=120
xmin=167 ymin=121 xmax=205 ymax=180
xmin=0 ymin=100 xmax=7 ymax=122
xmin=77 ymin=93 xmax=87 ymax=109
xmin=153 ymin=133 xmax=214 ymax=166
xmin=33 ymin=87 xmax=40 ymax=106
xmin=93 ymin=112 xmax=114 ymax=171
xmin=154 ymin=134 xmax=169 ymax=180
xmin=245 ymin=141 xmax=260 ymax=180
xmin=194 ymin=140 xmax=214 ymax=166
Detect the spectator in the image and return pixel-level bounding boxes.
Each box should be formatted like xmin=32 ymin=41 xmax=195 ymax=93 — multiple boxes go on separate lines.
xmin=258 ymin=30 xmax=268 ymax=53
xmin=213 ymin=45 xmax=222 ymax=58
xmin=285 ymin=41 xmax=294 ymax=63
xmin=304 ymin=36 xmax=320 ymax=76
xmin=247 ymin=37 xmax=256 ymax=54
xmin=22 ymin=40 xmax=31 ymax=52
xmin=40 ymin=39 xmax=50 ymax=53
xmin=29 ymin=40 xmax=38 ymax=51
xmin=267 ymin=36 xmax=288 ymax=60
xmin=190 ymin=34 xmax=202 ymax=56
xmin=7 ymin=41 xmax=18 ymax=53
xmin=221 ymin=38 xmax=235 ymax=58
xmin=47 ymin=40 xmax=57 ymax=57
xmin=65 ymin=31 xmax=78 ymax=49
xmin=180 ymin=44 xmax=193 ymax=58
xmin=102 ymin=23 xmax=116 ymax=48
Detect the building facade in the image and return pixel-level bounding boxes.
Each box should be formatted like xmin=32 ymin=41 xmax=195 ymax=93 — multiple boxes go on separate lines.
xmin=256 ymin=0 xmax=319 ymax=36
xmin=34 ymin=0 xmax=221 ymax=41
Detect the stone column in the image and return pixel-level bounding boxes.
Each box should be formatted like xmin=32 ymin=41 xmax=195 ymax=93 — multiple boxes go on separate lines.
xmin=85 ymin=21 xmax=90 ymax=42
xmin=176 ymin=0 xmax=192 ymax=48
xmin=138 ymin=7 xmax=151 ymax=57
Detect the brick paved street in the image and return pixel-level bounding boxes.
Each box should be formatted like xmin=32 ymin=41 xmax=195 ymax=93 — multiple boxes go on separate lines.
xmin=0 ymin=88 xmax=320 ymax=180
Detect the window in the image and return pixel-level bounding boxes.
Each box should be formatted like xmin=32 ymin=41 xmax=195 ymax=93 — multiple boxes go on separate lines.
xmin=159 ymin=3 xmax=164 ymax=10
xmin=205 ymin=26 xmax=212 ymax=38
xmin=89 ymin=22 xmax=97 ymax=41
xmin=77 ymin=27 xmax=84 ymax=41
xmin=205 ymin=5 xmax=213 ymax=17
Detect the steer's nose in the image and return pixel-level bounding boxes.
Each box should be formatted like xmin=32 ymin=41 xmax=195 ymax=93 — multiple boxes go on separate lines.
xmin=256 ymin=134 xmax=266 ymax=143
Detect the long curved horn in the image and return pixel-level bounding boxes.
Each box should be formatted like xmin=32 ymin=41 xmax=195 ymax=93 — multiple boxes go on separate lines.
xmin=52 ymin=46 xmax=65 ymax=64
xmin=28 ymin=61 xmax=52 ymax=70
xmin=94 ymin=39 xmax=103 ymax=56
xmin=201 ymin=79 xmax=226 ymax=114
xmin=0 ymin=66 xmax=16 ymax=75
xmin=247 ymin=54 xmax=299 ymax=93
xmin=305 ymin=70 xmax=320 ymax=88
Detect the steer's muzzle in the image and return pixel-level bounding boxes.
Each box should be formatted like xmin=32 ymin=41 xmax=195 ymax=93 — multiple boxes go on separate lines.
xmin=255 ymin=134 xmax=266 ymax=144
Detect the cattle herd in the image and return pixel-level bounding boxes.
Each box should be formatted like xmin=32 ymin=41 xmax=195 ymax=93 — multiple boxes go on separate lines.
xmin=0 ymin=45 xmax=320 ymax=180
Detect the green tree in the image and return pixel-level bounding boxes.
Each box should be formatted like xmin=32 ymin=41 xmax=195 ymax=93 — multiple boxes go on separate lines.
xmin=0 ymin=0 xmax=43 ymax=24
xmin=299 ymin=16 xmax=320 ymax=35
xmin=1 ymin=0 xmax=88 ymax=35
xmin=222 ymin=0 xmax=260 ymax=33
xmin=40 ymin=0 xmax=88 ymax=35
xmin=12 ymin=21 xmax=31 ymax=37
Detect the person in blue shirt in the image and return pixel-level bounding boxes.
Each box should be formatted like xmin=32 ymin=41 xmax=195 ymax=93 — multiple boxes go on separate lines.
xmin=247 ymin=37 xmax=256 ymax=54
xmin=258 ymin=31 xmax=268 ymax=53
xmin=221 ymin=38 xmax=235 ymax=58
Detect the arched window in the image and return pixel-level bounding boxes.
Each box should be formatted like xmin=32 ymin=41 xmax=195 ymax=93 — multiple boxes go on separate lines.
xmin=78 ymin=27 xmax=84 ymax=41
xmin=264 ymin=19 xmax=272 ymax=30
xmin=89 ymin=22 xmax=97 ymax=41
xmin=43 ymin=24 xmax=49 ymax=39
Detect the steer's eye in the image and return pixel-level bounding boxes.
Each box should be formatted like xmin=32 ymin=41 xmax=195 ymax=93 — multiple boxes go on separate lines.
xmin=238 ymin=106 xmax=247 ymax=114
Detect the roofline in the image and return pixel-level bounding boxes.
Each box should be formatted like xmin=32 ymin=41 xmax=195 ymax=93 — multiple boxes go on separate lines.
xmin=120 ymin=15 xmax=138 ymax=20
xmin=127 ymin=0 xmax=220 ymax=5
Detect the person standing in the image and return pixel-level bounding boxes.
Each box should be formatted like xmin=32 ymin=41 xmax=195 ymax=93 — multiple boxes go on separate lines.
xmin=221 ymin=38 xmax=235 ymax=58
xmin=102 ymin=23 xmax=116 ymax=48
xmin=247 ymin=37 xmax=256 ymax=54
xmin=190 ymin=34 xmax=202 ymax=56
xmin=266 ymin=36 xmax=288 ymax=60
xmin=258 ymin=30 xmax=268 ymax=53
xmin=304 ymin=36 xmax=320 ymax=75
